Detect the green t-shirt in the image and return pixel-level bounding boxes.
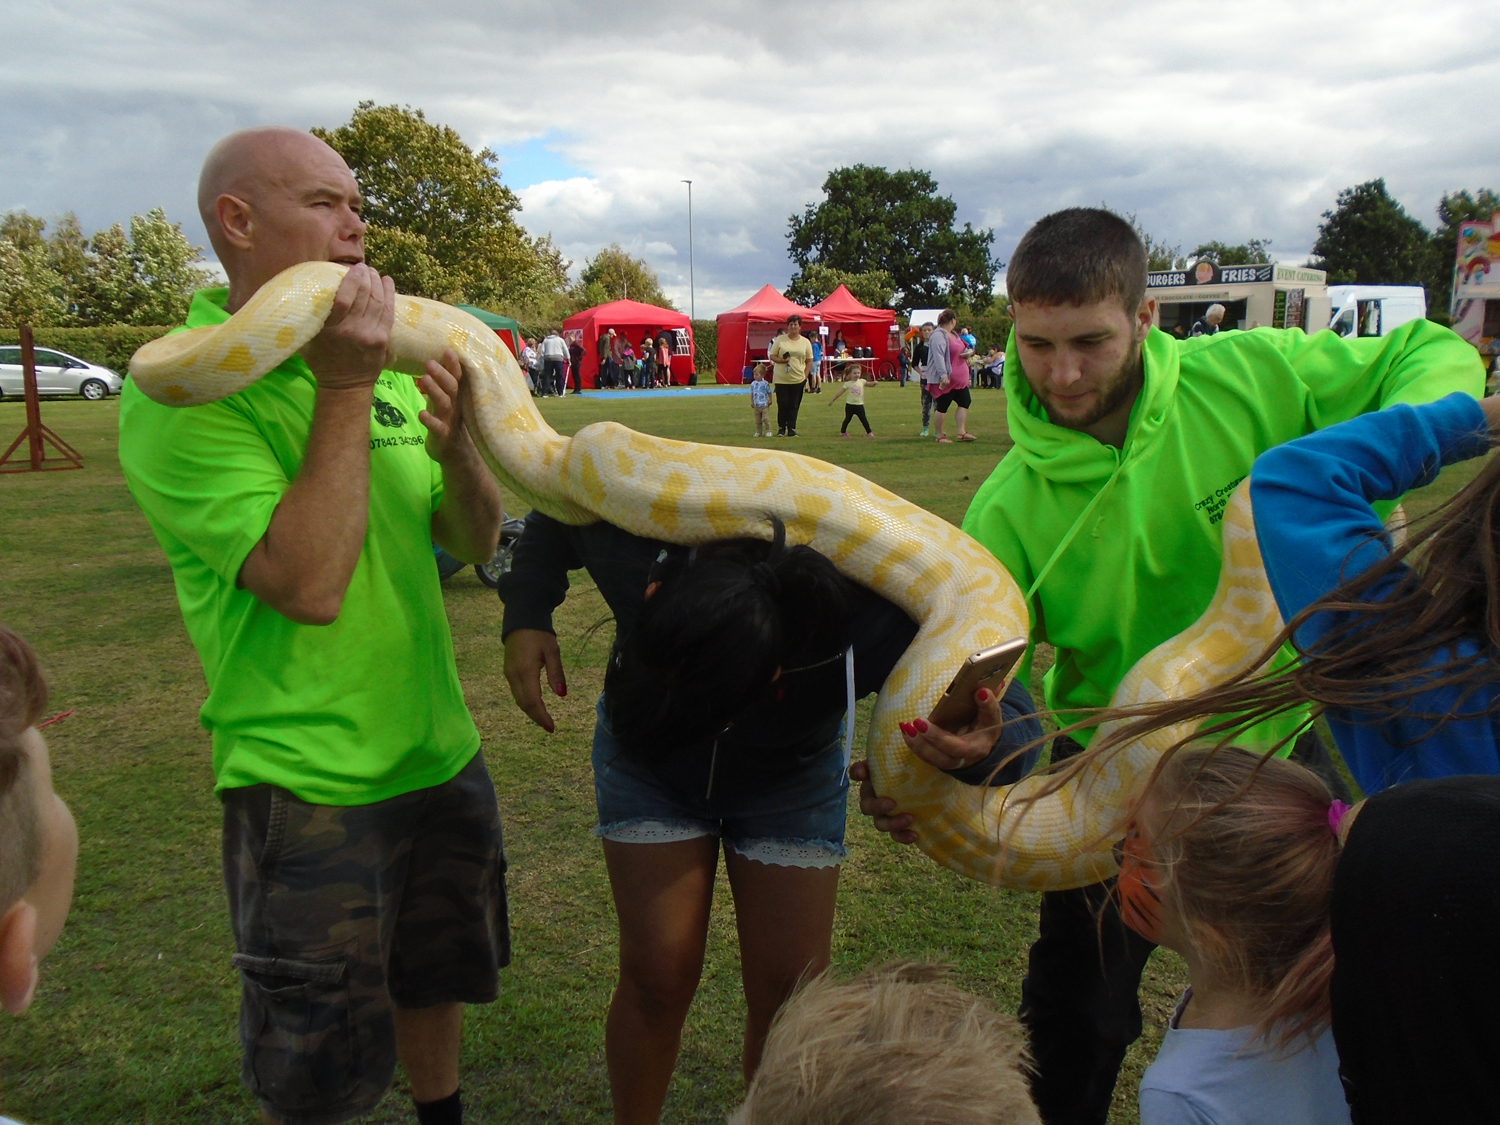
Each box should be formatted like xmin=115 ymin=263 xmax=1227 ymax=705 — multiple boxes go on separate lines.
xmin=118 ymin=288 xmax=481 ymax=805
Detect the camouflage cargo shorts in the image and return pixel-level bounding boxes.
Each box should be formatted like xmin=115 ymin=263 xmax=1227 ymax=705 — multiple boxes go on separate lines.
xmin=221 ymin=752 xmax=509 ymax=1125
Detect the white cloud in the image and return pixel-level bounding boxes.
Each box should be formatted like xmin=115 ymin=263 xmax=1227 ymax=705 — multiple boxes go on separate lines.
xmin=1 ymin=0 xmax=1497 ymax=314
xmin=710 ymin=229 xmax=759 ymax=258
xmin=515 ymin=178 xmax=616 ymax=226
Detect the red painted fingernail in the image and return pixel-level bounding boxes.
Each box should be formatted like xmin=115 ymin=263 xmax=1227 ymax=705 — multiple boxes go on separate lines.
xmin=977 ymin=688 xmax=991 ymax=701
xmin=914 ymin=719 xmax=929 ymax=733
xmin=899 ymin=722 xmax=913 ymax=736
xmin=557 ymin=684 xmax=568 ymax=697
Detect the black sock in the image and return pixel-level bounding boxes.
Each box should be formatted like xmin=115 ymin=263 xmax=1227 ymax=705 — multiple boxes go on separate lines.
xmin=415 ymin=1088 xmax=462 ymax=1125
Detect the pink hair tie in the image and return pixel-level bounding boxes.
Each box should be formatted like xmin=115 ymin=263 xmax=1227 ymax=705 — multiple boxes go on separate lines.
xmin=1328 ymin=800 xmax=1354 ymax=838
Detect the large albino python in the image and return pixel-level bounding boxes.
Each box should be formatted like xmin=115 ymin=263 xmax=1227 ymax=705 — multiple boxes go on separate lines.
xmin=130 ymin=263 xmax=1284 ymax=891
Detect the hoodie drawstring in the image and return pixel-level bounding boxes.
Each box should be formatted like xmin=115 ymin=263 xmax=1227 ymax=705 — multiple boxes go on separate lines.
xmin=1024 ymin=457 xmax=1129 ymax=604
xmin=842 ymin=646 xmax=856 ymax=775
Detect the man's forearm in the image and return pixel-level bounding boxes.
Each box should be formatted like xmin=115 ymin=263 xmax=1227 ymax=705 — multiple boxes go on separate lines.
xmin=240 ymin=385 xmax=374 ymax=624
xmin=433 ymin=429 xmax=503 ymax=564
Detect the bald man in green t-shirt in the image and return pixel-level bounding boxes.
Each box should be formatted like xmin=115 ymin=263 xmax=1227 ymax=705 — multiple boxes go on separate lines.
xmin=119 ymin=127 xmax=503 ymax=1125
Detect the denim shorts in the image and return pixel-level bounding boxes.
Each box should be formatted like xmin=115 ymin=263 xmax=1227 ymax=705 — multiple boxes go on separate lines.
xmin=591 ymin=696 xmax=849 ymax=868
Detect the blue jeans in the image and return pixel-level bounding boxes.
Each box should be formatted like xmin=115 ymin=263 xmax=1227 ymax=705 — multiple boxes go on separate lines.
xmin=591 ymin=696 xmax=848 ymax=868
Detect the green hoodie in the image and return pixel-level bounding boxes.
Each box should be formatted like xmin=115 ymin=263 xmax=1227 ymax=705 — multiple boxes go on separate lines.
xmin=962 ymin=320 xmax=1484 ymax=747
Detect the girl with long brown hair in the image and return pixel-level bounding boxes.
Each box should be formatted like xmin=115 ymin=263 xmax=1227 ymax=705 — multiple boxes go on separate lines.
xmin=1120 ymin=748 xmax=1350 ymax=1125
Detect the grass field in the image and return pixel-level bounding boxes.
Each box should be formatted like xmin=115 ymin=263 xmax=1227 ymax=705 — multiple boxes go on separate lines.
xmin=0 ymin=384 xmax=1477 ymax=1124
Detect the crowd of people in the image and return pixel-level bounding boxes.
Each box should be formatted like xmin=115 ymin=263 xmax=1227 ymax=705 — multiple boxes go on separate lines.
xmin=592 ymin=326 xmax=680 ymax=391
xmin=518 ymin=326 xmax=681 ymax=396
xmin=752 ymin=311 xmax=1004 ymax=442
xmin=7 ymin=128 xmax=1499 ymax=1125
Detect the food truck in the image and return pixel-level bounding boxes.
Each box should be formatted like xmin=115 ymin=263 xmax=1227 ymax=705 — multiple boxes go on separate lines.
xmin=1451 ymin=212 xmax=1500 ymax=364
xmin=1148 ymin=262 xmax=1330 ymax=336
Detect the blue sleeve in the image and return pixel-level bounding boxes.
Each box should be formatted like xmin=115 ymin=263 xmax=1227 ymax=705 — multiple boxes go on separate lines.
xmin=945 ymin=677 xmax=1045 ymax=786
xmin=1251 ymin=394 xmax=1500 ymax=792
xmin=1251 ymin=393 xmax=1488 ymax=646
xmin=1138 ymin=1089 xmax=1218 ymax=1125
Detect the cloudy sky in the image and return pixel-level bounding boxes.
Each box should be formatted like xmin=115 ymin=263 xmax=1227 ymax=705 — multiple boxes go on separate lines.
xmin=3 ymin=0 xmax=1497 ymax=316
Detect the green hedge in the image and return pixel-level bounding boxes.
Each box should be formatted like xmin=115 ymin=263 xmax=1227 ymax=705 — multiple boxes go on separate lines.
xmin=0 ymin=318 xmax=729 ymax=380
xmin=0 ymin=316 xmax=993 ymax=380
xmin=0 ymin=326 xmax=174 ymax=373
xmin=691 ymin=319 xmax=718 ymax=378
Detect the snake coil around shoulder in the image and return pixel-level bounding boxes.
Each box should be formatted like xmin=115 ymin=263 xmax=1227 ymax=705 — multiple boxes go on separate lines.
xmin=130 ymin=262 xmax=1285 ymax=891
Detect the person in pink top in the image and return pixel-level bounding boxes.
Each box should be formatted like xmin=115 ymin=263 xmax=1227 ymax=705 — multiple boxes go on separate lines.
xmin=655 ymin=329 xmax=674 ymax=388
xmin=931 ymin=309 xmax=976 ymax=443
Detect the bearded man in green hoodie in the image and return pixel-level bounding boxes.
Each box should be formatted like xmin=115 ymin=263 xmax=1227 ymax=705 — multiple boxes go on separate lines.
xmin=854 ymin=207 xmax=1485 ymax=1125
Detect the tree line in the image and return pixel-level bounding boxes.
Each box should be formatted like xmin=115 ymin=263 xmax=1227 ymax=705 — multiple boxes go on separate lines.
xmin=0 ymin=209 xmax=217 ymax=329
xmin=787 ymin=170 xmax=1497 ymax=328
xmin=1310 ymin=181 xmax=1497 ymax=321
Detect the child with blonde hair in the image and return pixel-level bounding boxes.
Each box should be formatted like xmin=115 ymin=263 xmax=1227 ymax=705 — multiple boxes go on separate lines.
xmin=1118 ymin=747 xmax=1350 ymax=1125
xmin=750 ymin=363 xmax=773 ymax=437
xmin=827 ymin=363 xmax=874 ymax=438
xmin=732 ymin=962 xmax=1039 ymax=1125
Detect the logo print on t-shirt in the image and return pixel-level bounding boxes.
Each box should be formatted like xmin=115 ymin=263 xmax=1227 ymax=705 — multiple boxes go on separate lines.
xmin=373 ymin=398 xmax=407 ymax=429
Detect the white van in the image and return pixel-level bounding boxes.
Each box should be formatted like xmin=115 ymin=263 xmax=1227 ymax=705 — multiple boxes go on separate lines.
xmin=1327 ymin=286 xmax=1427 ymax=339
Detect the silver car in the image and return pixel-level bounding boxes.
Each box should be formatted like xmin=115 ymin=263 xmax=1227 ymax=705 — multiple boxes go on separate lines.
xmin=0 ymin=345 xmax=124 ymax=401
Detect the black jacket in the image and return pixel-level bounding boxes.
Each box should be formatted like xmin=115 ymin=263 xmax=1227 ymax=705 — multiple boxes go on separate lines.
xmin=498 ymin=511 xmax=918 ymax=799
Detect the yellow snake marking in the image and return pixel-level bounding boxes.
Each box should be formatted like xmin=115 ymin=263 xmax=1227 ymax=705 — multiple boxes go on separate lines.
xmin=220 ymin=344 xmax=256 ymax=374
xmin=129 ymin=261 xmax=1286 ymax=891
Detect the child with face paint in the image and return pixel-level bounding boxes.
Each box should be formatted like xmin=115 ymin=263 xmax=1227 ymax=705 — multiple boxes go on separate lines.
xmin=1117 ymin=747 xmax=1352 ymax=1125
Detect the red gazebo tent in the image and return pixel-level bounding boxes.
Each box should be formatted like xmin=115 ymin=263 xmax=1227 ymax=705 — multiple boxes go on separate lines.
xmin=714 ymin=285 xmax=822 ymax=384
xmin=562 ymin=299 xmax=694 ymax=388
xmin=811 ymin=285 xmax=901 ymax=379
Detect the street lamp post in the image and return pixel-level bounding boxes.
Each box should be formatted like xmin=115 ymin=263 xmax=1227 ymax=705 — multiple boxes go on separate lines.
xmin=681 ymin=179 xmax=695 ymax=322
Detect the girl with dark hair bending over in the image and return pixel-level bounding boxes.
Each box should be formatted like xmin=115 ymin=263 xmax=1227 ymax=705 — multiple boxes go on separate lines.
xmin=499 ymin=512 xmax=917 ymax=1124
